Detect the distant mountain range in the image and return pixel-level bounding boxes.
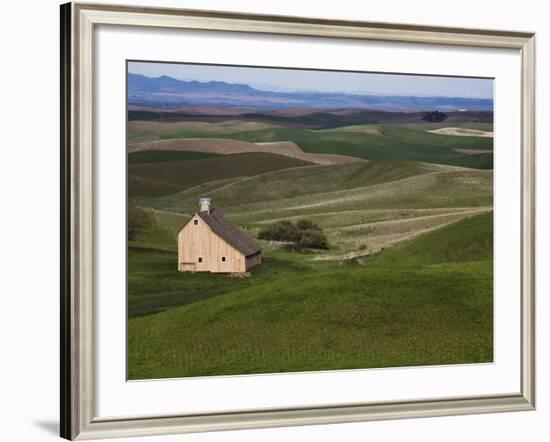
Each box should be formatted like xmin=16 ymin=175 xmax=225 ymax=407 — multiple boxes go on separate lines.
xmin=128 ymin=73 xmax=493 ymax=111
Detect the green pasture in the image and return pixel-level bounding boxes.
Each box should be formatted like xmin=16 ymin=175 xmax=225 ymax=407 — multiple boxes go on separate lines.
xmin=128 ymin=213 xmax=493 ymax=379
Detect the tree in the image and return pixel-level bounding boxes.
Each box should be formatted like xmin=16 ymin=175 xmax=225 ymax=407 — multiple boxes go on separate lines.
xmin=298 ymin=229 xmax=328 ymax=249
xmin=258 ymin=219 xmax=328 ymax=250
xmin=128 ymin=206 xmax=153 ymax=241
xmin=295 ymin=219 xmax=322 ymax=232
xmin=258 ymin=220 xmax=300 ymax=242
xmin=422 ymin=110 xmax=448 ymax=123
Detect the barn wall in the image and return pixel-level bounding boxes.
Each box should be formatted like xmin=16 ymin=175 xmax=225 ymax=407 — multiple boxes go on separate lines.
xmin=208 ymin=229 xmax=246 ymax=273
xmin=177 ymin=215 xmax=206 ymax=272
xmin=177 ymin=214 xmax=246 ymax=273
xmin=245 ymin=253 xmax=262 ymax=271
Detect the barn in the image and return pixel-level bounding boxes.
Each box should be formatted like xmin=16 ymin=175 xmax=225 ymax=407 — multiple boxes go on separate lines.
xmin=177 ymin=198 xmax=262 ymax=273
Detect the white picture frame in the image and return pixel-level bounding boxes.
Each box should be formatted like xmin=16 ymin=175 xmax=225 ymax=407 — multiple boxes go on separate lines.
xmin=60 ymin=2 xmax=535 ymax=439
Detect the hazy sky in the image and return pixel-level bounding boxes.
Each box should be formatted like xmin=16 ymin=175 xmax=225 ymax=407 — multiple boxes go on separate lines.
xmin=128 ymin=61 xmax=493 ymax=99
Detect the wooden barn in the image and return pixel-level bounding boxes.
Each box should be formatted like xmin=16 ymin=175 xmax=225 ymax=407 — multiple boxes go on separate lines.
xmin=177 ymin=198 xmax=262 ymax=273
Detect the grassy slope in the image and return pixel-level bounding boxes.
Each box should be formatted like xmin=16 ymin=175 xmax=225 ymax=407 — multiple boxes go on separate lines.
xmin=446 ymin=152 xmax=493 ymax=170
xmin=133 ymin=160 xmax=431 ymax=210
xmin=128 ymin=152 xmax=313 ymax=197
xmin=128 ymin=161 xmax=492 ymax=319
xmin=128 ymin=249 xmax=314 ymax=318
xmin=128 ymin=213 xmax=493 ymax=379
xmin=367 ymin=212 xmax=493 ymax=266
xmin=138 ymin=160 xmax=492 ymax=221
xmin=229 ymin=169 xmax=492 ymax=221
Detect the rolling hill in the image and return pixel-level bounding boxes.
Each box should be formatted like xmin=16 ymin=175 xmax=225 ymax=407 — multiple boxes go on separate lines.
xmin=367 ymin=212 xmax=493 ymax=266
xmin=128 ymin=138 xmax=362 ymax=165
xmin=127 ymin=119 xmax=493 ymax=169
xmin=128 ymin=212 xmax=493 ymax=379
xmin=130 ymin=158 xmax=492 ymax=262
xmin=137 ymin=160 xmax=492 ymax=217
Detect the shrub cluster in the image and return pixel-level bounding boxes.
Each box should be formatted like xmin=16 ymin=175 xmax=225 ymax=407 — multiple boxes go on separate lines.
xmin=258 ymin=219 xmax=328 ymax=249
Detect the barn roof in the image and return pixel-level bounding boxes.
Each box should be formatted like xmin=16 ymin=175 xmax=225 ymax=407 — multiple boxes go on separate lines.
xmin=197 ymin=208 xmax=262 ymax=257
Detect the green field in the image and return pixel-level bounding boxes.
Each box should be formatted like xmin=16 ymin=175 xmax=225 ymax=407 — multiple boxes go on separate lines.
xmin=127 ymin=108 xmax=494 ymax=379
xmin=128 ymin=213 xmax=493 ymax=379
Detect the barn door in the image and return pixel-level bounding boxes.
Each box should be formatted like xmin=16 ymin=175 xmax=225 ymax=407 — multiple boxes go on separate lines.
xmin=180 ymin=263 xmax=196 ymax=272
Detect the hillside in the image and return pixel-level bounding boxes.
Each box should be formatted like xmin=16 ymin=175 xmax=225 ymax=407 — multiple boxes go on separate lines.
xmin=138 ymin=160 xmax=492 ymax=218
xmin=128 ymin=213 xmax=493 ymax=379
xmin=128 ymin=157 xmax=493 ymax=309
xmin=366 ymin=212 xmax=493 ymax=266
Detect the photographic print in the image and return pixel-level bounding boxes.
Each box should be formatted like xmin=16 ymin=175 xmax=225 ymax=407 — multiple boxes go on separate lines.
xmin=126 ymin=61 xmax=494 ymax=380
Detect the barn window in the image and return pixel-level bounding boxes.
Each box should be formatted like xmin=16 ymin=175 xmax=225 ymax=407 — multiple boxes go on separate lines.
xmin=193 ymin=219 xmax=198 ymax=225
xmin=221 ymin=256 xmax=226 ymax=262
xmin=198 ymin=257 xmax=203 ymax=263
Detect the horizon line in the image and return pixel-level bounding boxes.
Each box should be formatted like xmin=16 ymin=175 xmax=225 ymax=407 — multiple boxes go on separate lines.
xmin=127 ymin=71 xmax=494 ymax=101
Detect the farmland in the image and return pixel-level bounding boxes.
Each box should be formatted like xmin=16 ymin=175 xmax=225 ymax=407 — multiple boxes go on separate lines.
xmin=127 ymin=105 xmax=494 ymax=380
xmin=128 ymin=117 xmax=493 ymax=167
